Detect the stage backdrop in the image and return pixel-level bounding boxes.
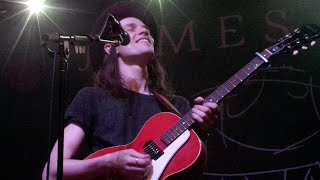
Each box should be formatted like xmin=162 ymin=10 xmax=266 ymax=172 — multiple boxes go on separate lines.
xmin=1 ymin=0 xmax=319 ymax=179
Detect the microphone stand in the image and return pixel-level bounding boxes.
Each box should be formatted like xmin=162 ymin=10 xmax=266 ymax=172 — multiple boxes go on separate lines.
xmin=41 ymin=38 xmax=70 ymax=180
xmin=57 ymin=39 xmax=69 ymax=180
xmin=41 ymin=34 xmax=121 ymax=180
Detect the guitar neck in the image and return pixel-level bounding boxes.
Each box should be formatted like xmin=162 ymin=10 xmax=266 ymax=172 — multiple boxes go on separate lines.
xmin=206 ymin=50 xmax=272 ymax=103
xmin=160 ymin=49 xmax=273 ymax=146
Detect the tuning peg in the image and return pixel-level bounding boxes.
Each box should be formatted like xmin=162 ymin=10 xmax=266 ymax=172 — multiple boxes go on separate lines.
xmin=310 ymin=41 xmax=316 ymax=46
xmin=293 ymin=50 xmax=299 ymax=55
xmin=302 ymin=46 xmax=308 ymax=50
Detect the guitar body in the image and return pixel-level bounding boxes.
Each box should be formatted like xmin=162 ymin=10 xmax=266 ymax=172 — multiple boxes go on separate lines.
xmin=85 ymin=112 xmax=207 ymax=180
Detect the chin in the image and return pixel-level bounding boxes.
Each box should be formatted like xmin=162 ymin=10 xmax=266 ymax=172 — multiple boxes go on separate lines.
xmin=139 ymin=49 xmax=154 ymax=57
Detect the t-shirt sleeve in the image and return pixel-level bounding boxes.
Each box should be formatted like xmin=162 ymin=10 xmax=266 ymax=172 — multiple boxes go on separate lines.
xmin=64 ymin=87 xmax=95 ymax=134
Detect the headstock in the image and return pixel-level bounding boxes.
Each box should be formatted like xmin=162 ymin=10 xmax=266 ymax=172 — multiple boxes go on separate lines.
xmin=267 ymin=24 xmax=320 ymax=56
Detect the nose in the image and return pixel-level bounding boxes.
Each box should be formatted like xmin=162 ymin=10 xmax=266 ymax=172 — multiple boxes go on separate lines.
xmin=137 ymin=26 xmax=149 ymax=36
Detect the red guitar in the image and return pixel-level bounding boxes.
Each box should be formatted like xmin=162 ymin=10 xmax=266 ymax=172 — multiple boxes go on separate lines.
xmin=85 ymin=24 xmax=320 ymax=179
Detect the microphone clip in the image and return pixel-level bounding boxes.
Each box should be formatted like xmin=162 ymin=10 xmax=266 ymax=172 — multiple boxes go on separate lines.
xmin=99 ymin=14 xmax=130 ymax=46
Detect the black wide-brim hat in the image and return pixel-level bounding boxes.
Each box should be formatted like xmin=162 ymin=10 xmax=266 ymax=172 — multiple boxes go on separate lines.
xmin=89 ymin=1 xmax=158 ymax=72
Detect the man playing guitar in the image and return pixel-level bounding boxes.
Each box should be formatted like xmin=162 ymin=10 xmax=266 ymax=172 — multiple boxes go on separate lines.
xmin=41 ymin=2 xmax=219 ymax=180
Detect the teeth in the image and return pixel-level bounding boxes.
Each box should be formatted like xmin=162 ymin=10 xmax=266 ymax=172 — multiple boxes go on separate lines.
xmin=138 ymin=39 xmax=149 ymax=43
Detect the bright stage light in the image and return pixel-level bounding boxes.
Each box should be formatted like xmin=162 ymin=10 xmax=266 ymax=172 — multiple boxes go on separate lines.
xmin=26 ymin=0 xmax=46 ymax=15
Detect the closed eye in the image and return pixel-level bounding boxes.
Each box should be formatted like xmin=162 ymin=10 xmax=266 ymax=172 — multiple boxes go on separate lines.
xmin=125 ymin=28 xmax=134 ymax=32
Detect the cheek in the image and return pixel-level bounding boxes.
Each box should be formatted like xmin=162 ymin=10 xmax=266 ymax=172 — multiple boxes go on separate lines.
xmin=116 ymin=45 xmax=135 ymax=57
xmin=116 ymin=46 xmax=127 ymax=54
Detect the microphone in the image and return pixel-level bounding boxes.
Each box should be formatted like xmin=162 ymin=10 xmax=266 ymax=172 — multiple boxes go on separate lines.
xmin=105 ymin=14 xmax=130 ymax=46
xmin=41 ymin=34 xmax=100 ymax=45
xmin=41 ymin=15 xmax=130 ymax=46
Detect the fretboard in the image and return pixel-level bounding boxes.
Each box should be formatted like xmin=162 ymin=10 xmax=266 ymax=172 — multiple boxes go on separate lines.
xmin=160 ymin=49 xmax=273 ymax=146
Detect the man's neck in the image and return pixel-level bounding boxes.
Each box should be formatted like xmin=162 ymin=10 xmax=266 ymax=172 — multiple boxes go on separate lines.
xmin=119 ymin=59 xmax=150 ymax=95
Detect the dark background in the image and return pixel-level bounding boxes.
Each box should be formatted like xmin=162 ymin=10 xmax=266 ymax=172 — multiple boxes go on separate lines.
xmin=1 ymin=0 xmax=319 ymax=179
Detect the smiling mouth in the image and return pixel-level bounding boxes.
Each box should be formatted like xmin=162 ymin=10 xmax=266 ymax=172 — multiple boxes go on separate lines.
xmin=136 ymin=38 xmax=150 ymax=43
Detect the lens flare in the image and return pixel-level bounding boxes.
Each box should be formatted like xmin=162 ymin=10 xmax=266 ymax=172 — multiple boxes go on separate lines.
xmin=25 ymin=0 xmax=46 ymax=15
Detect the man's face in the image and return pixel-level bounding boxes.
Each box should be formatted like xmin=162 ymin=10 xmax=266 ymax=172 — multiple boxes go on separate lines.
xmin=116 ymin=17 xmax=155 ymax=64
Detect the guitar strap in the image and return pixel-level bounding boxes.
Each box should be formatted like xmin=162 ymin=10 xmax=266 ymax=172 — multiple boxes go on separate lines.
xmin=154 ymin=92 xmax=182 ymax=117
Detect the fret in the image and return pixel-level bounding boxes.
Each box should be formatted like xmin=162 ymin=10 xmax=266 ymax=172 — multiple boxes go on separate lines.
xmin=180 ymin=122 xmax=188 ymax=131
xmin=252 ymin=57 xmax=264 ymax=67
xmin=166 ymin=130 xmax=175 ymax=141
xmin=168 ymin=129 xmax=177 ymax=139
xmin=172 ymin=126 xmax=178 ymax=134
xmin=164 ymin=133 xmax=173 ymax=145
xmin=162 ymin=135 xmax=170 ymax=145
xmin=209 ymin=90 xmax=225 ymax=102
xmin=172 ymin=125 xmax=181 ymax=136
xmin=244 ymin=63 xmax=256 ymax=74
xmin=208 ymin=96 xmax=219 ymax=103
xmin=229 ymin=76 xmax=242 ymax=86
xmin=176 ymin=123 xmax=184 ymax=133
xmin=161 ymin=134 xmax=170 ymax=145
xmin=234 ymin=74 xmax=242 ymax=81
xmin=205 ymin=96 xmax=218 ymax=103
xmin=217 ymin=86 xmax=228 ymax=96
xmin=181 ymin=120 xmax=189 ymax=129
xmin=185 ymin=115 xmax=194 ymax=125
xmin=240 ymin=68 xmax=250 ymax=75
xmin=236 ymin=70 xmax=248 ymax=80
xmin=221 ymin=85 xmax=230 ymax=93
xmin=206 ymin=96 xmax=218 ymax=103
xmin=214 ymin=89 xmax=224 ymax=98
xmin=248 ymin=61 xmax=259 ymax=69
xmin=224 ymin=80 xmax=236 ymax=90
xmin=252 ymin=62 xmax=260 ymax=68
xmin=228 ymin=79 xmax=236 ymax=87
xmin=184 ymin=119 xmax=191 ymax=126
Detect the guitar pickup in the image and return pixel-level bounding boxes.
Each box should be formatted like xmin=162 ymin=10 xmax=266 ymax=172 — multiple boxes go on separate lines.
xmin=143 ymin=141 xmax=164 ymax=160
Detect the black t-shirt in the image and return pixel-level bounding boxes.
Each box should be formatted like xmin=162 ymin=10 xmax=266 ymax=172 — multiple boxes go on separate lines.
xmin=65 ymin=87 xmax=191 ymax=153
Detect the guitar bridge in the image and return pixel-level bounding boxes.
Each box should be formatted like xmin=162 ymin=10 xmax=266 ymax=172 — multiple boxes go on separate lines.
xmin=143 ymin=141 xmax=164 ymax=160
